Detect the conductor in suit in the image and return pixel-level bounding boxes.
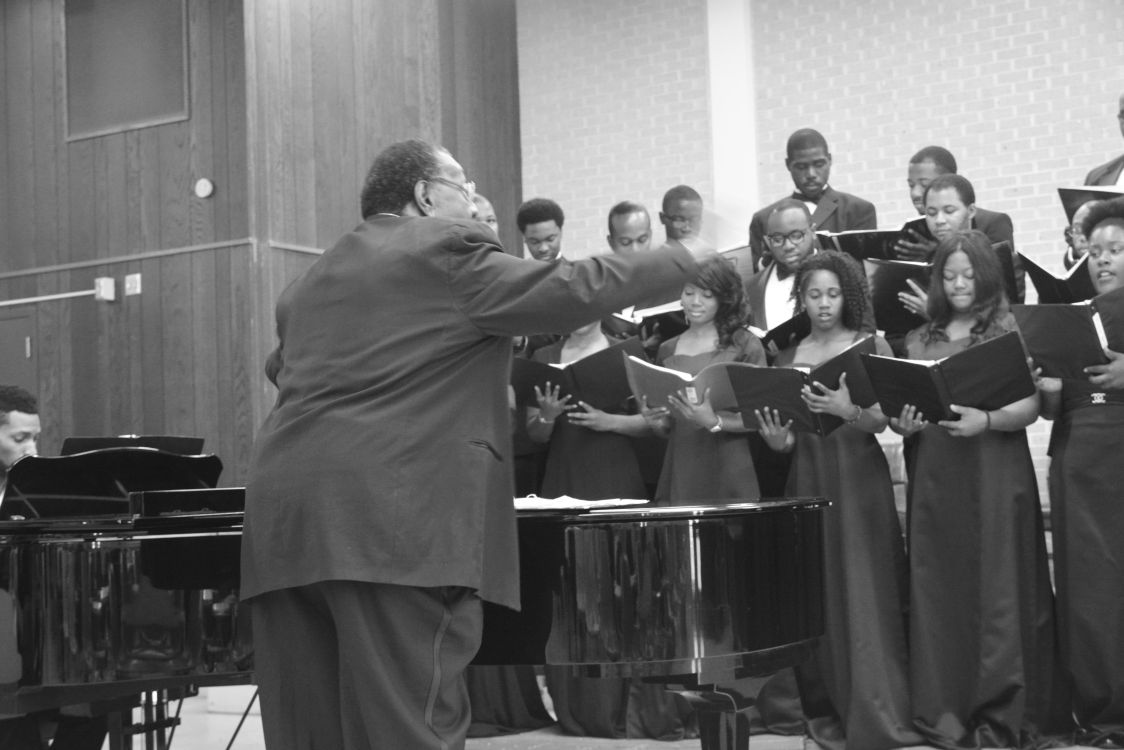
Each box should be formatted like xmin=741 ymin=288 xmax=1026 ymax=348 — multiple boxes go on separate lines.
xmin=1085 ymin=91 xmax=1124 ymax=186
xmin=748 ymin=128 xmax=876 ymax=272
xmin=241 ymin=139 xmax=703 ymax=750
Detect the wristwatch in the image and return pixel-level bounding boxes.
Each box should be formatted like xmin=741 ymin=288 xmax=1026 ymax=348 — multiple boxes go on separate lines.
xmin=708 ymin=417 xmax=723 ymax=433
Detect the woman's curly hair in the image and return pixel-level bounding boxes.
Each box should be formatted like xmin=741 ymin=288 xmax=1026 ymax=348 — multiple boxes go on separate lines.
xmin=789 ymin=250 xmax=869 ymax=332
xmin=921 ymin=229 xmax=1007 ymax=344
xmin=690 ymin=255 xmax=750 ymax=349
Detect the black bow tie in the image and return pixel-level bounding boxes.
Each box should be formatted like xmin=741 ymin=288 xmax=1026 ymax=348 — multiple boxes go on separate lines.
xmin=773 ymin=264 xmax=795 ymax=281
xmin=793 ymin=192 xmax=820 ymax=205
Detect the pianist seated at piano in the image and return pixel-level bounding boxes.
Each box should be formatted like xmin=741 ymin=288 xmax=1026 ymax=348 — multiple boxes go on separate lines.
xmin=0 ymin=385 xmax=108 ymax=750
xmin=755 ymin=253 xmax=921 ymax=750
xmin=526 ymin=323 xmax=695 ymax=740
xmin=642 ymin=255 xmax=766 ymax=505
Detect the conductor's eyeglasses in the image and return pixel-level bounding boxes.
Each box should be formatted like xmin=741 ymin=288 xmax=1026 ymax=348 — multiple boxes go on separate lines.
xmin=429 ymin=177 xmax=476 ymax=202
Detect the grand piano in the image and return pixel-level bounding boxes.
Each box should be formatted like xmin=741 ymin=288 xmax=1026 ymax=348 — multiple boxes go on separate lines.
xmin=0 ymin=448 xmax=826 ymax=749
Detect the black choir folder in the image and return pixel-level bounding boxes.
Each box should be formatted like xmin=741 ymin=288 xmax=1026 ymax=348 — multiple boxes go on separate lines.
xmin=865 ymin=258 xmax=930 ymax=336
xmin=753 ymin=315 xmax=812 ymax=361
xmin=623 ymin=336 xmax=878 ymax=435
xmin=861 ymin=331 xmax=1035 ymax=423
xmin=1021 ymin=253 xmax=1095 ymax=304
xmin=1012 ymin=286 xmax=1124 ymax=379
xmin=509 ymin=337 xmax=645 ymax=409
xmin=824 ymin=229 xmax=908 ymax=261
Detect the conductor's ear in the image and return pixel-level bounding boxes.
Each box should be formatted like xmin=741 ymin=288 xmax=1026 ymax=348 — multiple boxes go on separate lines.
xmin=412 ymin=180 xmax=432 ymax=216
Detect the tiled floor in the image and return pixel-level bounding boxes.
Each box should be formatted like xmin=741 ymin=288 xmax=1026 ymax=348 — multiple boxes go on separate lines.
xmin=112 ymin=687 xmax=1087 ymax=750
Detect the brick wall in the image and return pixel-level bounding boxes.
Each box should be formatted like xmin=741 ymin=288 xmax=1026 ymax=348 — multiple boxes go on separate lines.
xmin=518 ymin=0 xmax=1124 ymax=500
xmin=750 ymin=0 xmax=1124 ymax=500
xmin=516 ymin=0 xmax=714 ymax=260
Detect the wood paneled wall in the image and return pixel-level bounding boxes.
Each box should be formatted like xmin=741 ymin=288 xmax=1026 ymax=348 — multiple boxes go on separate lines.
xmin=1 ymin=0 xmax=249 ymax=271
xmin=244 ymin=0 xmax=522 ymax=251
xmin=0 ymin=0 xmax=522 ymax=484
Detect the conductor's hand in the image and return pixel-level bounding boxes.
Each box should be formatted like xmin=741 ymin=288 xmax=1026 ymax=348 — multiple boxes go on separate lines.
xmin=890 ymin=404 xmax=927 ymax=437
xmin=801 ymin=373 xmax=853 ymax=418
xmin=939 ymin=404 xmax=988 ymax=438
xmin=533 ymin=382 xmax=573 ymax=422
xmin=668 ymin=388 xmax=719 ymax=430
xmin=754 ymin=407 xmax=794 ymax=453
xmin=567 ymin=402 xmax=616 ymax=432
xmin=894 ymin=232 xmax=937 ymax=261
xmin=1086 ymin=348 xmax=1124 ymax=390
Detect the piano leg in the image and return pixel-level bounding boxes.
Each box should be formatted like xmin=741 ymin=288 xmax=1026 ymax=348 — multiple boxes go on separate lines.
xmin=674 ymin=688 xmax=755 ymax=750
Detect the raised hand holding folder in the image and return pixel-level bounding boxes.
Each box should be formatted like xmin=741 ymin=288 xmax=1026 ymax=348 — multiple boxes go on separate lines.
xmin=861 ymin=330 xmax=1035 ymax=422
xmin=624 ymin=334 xmax=878 ymax=436
xmin=510 ymin=337 xmax=645 ymax=409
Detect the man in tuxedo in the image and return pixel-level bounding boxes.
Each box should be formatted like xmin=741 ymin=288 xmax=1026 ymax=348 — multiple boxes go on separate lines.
xmin=896 ymin=146 xmax=1024 ymax=301
xmin=606 ymin=201 xmax=652 ymax=254
xmin=745 ymin=199 xmax=817 ymax=331
xmin=749 ymin=128 xmax=876 ymax=272
xmin=516 ymin=197 xmax=565 ymax=261
xmin=1085 ymin=91 xmax=1124 ymax=186
xmin=242 ymin=139 xmax=703 ymax=750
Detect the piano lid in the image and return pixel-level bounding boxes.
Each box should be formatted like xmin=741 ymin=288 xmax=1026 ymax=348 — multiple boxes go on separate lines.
xmin=60 ymin=435 xmax=204 ymax=456
xmin=4 ymin=448 xmax=223 ymax=519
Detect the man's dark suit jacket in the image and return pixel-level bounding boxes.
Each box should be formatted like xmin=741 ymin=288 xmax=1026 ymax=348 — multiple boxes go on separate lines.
xmin=242 ymin=216 xmax=696 ymax=610
xmin=972 ymin=206 xmax=1024 ymax=303
xmin=748 ymin=186 xmax=876 ymax=271
xmin=1085 ymin=154 xmax=1124 ymax=186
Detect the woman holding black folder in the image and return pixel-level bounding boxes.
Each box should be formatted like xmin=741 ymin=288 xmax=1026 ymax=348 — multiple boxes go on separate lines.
xmin=526 ymin=320 xmax=694 ymax=740
xmin=891 ymin=230 xmax=1069 ymax=748
xmin=526 ymin=319 xmax=650 ymax=502
xmin=644 ymin=255 xmax=765 ymax=504
xmin=755 ymin=251 xmax=919 ymax=750
xmin=1038 ymin=200 xmax=1124 ymax=749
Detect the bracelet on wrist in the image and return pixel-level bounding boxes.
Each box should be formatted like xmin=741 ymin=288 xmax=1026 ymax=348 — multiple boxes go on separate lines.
xmin=708 ymin=416 xmax=723 ymax=433
xmin=536 ymin=414 xmax=555 ymax=425
xmin=844 ymin=404 xmax=862 ymax=424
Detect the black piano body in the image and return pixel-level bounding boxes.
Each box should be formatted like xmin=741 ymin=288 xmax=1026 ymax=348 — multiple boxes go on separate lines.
xmin=476 ymin=500 xmax=826 ymax=686
xmin=0 ymin=450 xmax=250 ymax=718
xmin=0 ymin=451 xmax=826 ymax=748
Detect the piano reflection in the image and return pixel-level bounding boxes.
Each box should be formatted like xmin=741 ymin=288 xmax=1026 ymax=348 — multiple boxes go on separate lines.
xmin=0 ymin=447 xmax=825 ymax=750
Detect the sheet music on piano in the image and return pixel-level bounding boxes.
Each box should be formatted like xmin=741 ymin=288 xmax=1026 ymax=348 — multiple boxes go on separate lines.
xmin=514 ymin=495 xmax=648 ymax=511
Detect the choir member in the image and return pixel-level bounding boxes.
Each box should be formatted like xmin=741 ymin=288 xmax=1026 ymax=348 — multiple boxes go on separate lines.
xmin=748 ymin=129 xmax=876 ymax=273
xmin=899 ymin=173 xmax=1019 ymax=317
xmin=1039 ymin=197 xmax=1124 ymax=749
xmin=891 ymin=230 xmax=1070 ymax=748
xmin=1083 ymin=92 xmax=1124 ymax=187
xmin=642 ymin=255 xmax=765 ymax=505
xmin=897 ymin=146 xmax=1022 ymax=302
xmin=1064 ymin=199 xmax=1094 ymax=270
xmin=461 ymin=191 xmax=555 ymax=738
xmin=527 ymin=322 xmax=692 ymax=740
xmin=755 ymin=251 xmax=920 ymax=750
